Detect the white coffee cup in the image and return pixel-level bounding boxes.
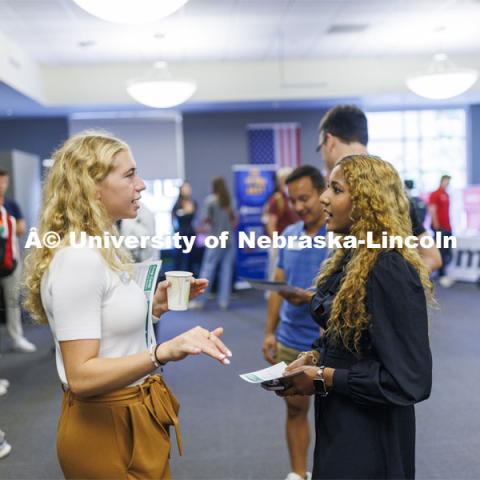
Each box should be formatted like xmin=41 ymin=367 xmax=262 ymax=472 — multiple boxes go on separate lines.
xmin=165 ymin=271 xmax=193 ymax=311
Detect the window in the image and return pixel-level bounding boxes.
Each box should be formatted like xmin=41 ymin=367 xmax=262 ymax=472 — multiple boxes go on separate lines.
xmin=367 ymin=109 xmax=466 ymax=194
xmin=141 ymin=179 xmax=183 ymax=239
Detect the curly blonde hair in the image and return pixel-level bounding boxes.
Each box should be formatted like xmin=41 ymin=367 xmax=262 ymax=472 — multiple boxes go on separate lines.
xmin=23 ymin=131 xmax=133 ymax=325
xmin=316 ymin=155 xmax=434 ymax=351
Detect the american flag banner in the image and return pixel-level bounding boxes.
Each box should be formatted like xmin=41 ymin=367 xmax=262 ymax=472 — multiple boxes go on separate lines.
xmin=247 ymin=123 xmax=301 ymax=168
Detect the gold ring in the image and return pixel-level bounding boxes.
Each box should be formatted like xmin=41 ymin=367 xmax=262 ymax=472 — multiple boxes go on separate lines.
xmin=207 ymin=333 xmax=211 ymax=340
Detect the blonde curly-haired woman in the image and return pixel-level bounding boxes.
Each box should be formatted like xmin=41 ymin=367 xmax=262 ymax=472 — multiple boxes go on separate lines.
xmin=23 ymin=132 xmax=232 ymax=479
xmin=278 ymin=155 xmax=433 ymax=479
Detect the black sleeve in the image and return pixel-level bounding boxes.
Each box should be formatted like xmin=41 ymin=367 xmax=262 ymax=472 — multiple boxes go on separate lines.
xmin=409 ymin=200 xmax=426 ymax=236
xmin=333 ymin=252 xmax=432 ymax=407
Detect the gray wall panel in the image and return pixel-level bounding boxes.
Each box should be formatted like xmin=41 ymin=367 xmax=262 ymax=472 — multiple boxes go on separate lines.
xmin=183 ymin=109 xmax=327 ymax=208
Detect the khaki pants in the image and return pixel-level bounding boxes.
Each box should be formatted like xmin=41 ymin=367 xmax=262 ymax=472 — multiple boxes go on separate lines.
xmin=57 ymin=375 xmax=182 ymax=479
xmin=275 ymin=341 xmax=301 ymax=365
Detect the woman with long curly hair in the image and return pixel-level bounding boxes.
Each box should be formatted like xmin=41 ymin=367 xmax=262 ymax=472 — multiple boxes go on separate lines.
xmin=277 ymin=155 xmax=433 ymax=479
xmin=23 ymin=132 xmax=232 ymax=479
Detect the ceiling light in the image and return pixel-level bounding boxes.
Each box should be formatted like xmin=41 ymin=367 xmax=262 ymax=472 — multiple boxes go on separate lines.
xmin=406 ymin=54 xmax=478 ymax=100
xmin=72 ymin=0 xmax=189 ymax=25
xmin=327 ymin=24 xmax=368 ymax=34
xmin=77 ymin=40 xmax=96 ymax=48
xmin=126 ymin=62 xmax=197 ymax=108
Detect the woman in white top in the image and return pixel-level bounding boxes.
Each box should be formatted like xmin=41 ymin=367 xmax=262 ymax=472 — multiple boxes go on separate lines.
xmin=23 ymin=132 xmax=231 ymax=479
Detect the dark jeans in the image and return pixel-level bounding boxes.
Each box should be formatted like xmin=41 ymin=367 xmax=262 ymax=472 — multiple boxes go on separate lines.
xmin=174 ymin=248 xmax=201 ymax=276
xmin=433 ymin=228 xmax=453 ymax=277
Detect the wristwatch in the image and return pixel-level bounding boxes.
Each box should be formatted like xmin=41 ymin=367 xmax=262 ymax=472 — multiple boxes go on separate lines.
xmin=313 ymin=366 xmax=328 ymax=397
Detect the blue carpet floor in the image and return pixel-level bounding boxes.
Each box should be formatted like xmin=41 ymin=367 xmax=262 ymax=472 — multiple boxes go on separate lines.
xmin=0 ymin=284 xmax=479 ymax=479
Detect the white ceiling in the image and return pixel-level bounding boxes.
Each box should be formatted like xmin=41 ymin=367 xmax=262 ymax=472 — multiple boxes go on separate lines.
xmin=2 ymin=0 xmax=480 ymax=114
xmin=1 ymin=0 xmax=480 ymax=66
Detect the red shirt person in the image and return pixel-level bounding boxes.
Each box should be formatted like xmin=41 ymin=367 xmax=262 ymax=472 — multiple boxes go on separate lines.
xmin=266 ymin=189 xmax=298 ymax=236
xmin=429 ymin=175 xmax=452 ymax=232
xmin=428 ymin=175 xmax=453 ymax=283
xmin=264 ymin=168 xmax=299 ymax=282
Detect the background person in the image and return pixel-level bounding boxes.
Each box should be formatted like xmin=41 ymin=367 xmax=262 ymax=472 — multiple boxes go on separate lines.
xmin=429 ymin=175 xmax=454 ymax=287
xmin=118 ymin=202 xmax=157 ymax=262
xmin=0 ymin=169 xmax=36 ymax=352
xmin=277 ymin=155 xmax=433 ymax=479
xmin=263 ymin=165 xmax=328 ymax=480
xmin=264 ymin=167 xmax=298 ymax=282
xmin=191 ymin=176 xmax=236 ymax=310
xmin=317 ymin=104 xmax=442 ymax=273
xmin=404 ymin=179 xmax=427 ymax=225
xmin=23 ymin=133 xmax=232 ymax=479
xmin=172 ymin=181 xmax=198 ymax=273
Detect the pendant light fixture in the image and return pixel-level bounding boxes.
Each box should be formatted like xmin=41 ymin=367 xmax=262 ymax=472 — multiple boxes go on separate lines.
xmin=126 ymin=62 xmax=197 ymax=108
xmin=406 ymin=54 xmax=478 ymax=100
xmin=72 ymin=0 xmax=189 ymax=25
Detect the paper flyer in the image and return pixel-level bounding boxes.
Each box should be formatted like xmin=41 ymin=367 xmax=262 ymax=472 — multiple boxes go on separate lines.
xmin=239 ymin=362 xmax=288 ymax=383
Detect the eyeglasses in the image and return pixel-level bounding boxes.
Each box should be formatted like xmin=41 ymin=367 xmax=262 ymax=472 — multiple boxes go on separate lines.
xmin=316 ymin=134 xmax=326 ymax=153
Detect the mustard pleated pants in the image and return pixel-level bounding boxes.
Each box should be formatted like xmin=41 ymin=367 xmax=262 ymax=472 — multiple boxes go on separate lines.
xmin=57 ymin=375 xmax=182 ymax=480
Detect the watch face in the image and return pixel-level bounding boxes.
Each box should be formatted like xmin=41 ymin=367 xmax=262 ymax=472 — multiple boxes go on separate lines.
xmin=314 ymin=378 xmax=327 ymax=396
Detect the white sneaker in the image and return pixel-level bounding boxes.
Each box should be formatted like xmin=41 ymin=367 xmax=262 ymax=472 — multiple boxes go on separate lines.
xmin=13 ymin=337 xmax=37 ymax=353
xmin=0 ymin=379 xmax=9 ymax=389
xmin=285 ymin=472 xmax=311 ymax=480
xmin=0 ymin=384 xmax=7 ymax=397
xmin=0 ymin=431 xmax=12 ymax=459
xmin=439 ymin=276 xmax=455 ymax=288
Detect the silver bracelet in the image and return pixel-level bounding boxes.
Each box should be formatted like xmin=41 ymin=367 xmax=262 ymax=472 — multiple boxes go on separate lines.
xmin=149 ymin=344 xmax=160 ymax=368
